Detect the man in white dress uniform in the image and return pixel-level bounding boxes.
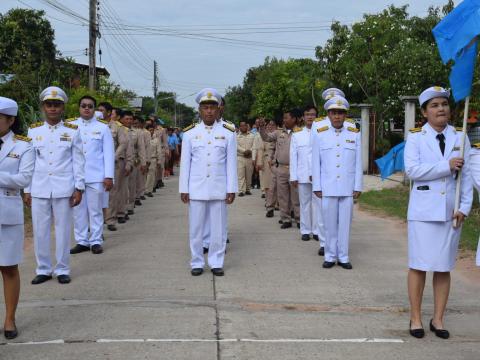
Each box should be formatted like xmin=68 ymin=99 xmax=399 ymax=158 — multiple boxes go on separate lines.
xmin=179 ymin=88 xmax=237 ymax=277
xmin=25 ymin=87 xmax=85 ymax=284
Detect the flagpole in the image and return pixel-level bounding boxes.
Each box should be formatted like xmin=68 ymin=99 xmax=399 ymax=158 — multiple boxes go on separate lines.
xmin=453 ymin=96 xmax=470 ymax=228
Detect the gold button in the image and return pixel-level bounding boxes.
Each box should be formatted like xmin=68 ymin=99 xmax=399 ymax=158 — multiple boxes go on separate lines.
xmin=50 ymin=152 xmax=53 ymax=154
xmin=208 ymin=164 xmax=211 ymax=167
xmin=49 ymin=162 xmax=52 ymax=165
xmin=441 ymin=191 xmax=445 ymax=195
xmin=48 ymin=173 xmax=52 ymax=176
xmin=336 ymin=154 xmax=340 ymax=157
xmin=337 ymin=144 xmax=340 ymax=147
xmin=208 ymin=141 xmax=211 ymax=144
xmin=337 ymin=175 xmax=340 ymax=178
xmin=336 ymin=165 xmax=340 ymax=168
xmin=207 ymin=153 xmax=210 ymax=156
xmin=207 ymin=175 xmax=210 ymax=178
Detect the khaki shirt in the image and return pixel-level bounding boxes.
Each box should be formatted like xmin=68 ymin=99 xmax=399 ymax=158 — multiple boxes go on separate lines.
xmin=260 ymin=127 xmax=292 ymax=166
xmin=108 ymin=120 xmax=129 ymax=161
xmin=237 ymin=132 xmax=255 ymax=157
xmin=129 ymin=128 xmax=146 ymax=167
xmin=149 ymin=137 xmax=161 ymax=164
xmin=142 ymin=128 xmax=152 ymax=164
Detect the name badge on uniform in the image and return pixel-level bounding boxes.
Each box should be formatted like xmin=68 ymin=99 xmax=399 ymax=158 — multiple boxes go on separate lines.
xmin=35 ymin=135 xmax=43 ymax=141
xmin=453 ymin=146 xmax=460 ymax=151
xmin=215 ymin=136 xmax=225 ymax=140
xmin=7 ymin=152 xmax=19 ymax=159
xmin=92 ymin=131 xmax=101 ymax=135
xmin=346 ymin=139 xmax=355 ymax=144
xmin=60 ymin=133 xmax=71 ymax=142
xmin=194 ymin=135 xmax=202 ymax=140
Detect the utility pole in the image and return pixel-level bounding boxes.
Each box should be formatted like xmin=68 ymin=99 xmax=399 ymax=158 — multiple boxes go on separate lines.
xmin=174 ymin=94 xmax=177 ymax=128
xmin=88 ymin=0 xmax=97 ymax=91
xmin=153 ymin=60 xmax=158 ymax=114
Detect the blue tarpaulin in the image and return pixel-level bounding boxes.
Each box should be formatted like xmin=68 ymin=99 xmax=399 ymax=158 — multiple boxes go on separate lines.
xmin=375 ymin=142 xmax=405 ymax=180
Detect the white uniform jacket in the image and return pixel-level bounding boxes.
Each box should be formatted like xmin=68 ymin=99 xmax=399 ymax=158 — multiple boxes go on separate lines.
xmin=0 ymin=131 xmax=34 ymax=225
xmin=405 ymin=123 xmax=473 ymax=221
xmin=70 ymin=117 xmax=115 ymax=183
xmin=312 ymin=123 xmax=363 ymax=196
xmin=290 ymin=127 xmax=313 ymax=184
xmin=179 ymin=121 xmax=238 ymax=200
xmin=26 ymin=121 xmax=85 ymax=198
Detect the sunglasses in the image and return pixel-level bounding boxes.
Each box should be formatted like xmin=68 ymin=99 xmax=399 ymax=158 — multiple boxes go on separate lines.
xmin=80 ymin=104 xmax=94 ymax=109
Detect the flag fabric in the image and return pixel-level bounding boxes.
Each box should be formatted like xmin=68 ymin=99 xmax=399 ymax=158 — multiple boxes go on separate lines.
xmin=375 ymin=141 xmax=405 ymax=180
xmin=433 ymin=0 xmax=480 ymax=102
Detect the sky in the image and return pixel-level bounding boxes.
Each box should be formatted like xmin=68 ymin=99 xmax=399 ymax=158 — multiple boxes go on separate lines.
xmin=1 ymin=0 xmax=459 ymax=107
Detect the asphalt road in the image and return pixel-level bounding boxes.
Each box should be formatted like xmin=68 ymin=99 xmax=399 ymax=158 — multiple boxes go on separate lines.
xmin=1 ymin=175 xmax=479 ymax=359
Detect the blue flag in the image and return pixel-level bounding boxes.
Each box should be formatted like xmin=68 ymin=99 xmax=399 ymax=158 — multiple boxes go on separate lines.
xmin=449 ymin=41 xmax=478 ymax=101
xmin=375 ymin=142 xmax=405 ymax=180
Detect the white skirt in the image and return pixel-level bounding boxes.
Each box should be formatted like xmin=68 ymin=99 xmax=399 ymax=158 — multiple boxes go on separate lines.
xmin=0 ymin=224 xmax=24 ymax=266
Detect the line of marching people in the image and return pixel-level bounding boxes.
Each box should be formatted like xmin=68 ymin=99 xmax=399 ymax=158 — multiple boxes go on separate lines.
xmin=0 ymin=86 xmax=170 ymax=339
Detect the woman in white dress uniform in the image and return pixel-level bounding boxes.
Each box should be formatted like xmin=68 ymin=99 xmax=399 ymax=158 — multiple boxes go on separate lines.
xmin=0 ymin=97 xmax=34 ymax=339
xmin=404 ymin=87 xmax=473 ymax=340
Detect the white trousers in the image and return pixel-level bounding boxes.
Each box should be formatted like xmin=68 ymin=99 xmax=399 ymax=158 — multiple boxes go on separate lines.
xmin=32 ymin=197 xmax=72 ymax=276
xmin=202 ymin=202 xmax=228 ymax=249
xmin=470 ymin=153 xmax=480 ymax=266
xmin=322 ymin=196 xmax=353 ymax=263
xmin=298 ymin=183 xmax=326 ymax=246
xmin=189 ymin=200 xmax=226 ymax=269
xmin=74 ymin=182 xmax=104 ymax=247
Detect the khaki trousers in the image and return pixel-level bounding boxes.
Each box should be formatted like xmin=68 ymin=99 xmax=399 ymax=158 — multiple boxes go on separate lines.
xmin=105 ymin=159 xmax=125 ymax=225
xmin=275 ymin=165 xmax=300 ymax=222
xmin=146 ymin=161 xmax=157 ymax=194
xmin=237 ymin=156 xmax=253 ymax=193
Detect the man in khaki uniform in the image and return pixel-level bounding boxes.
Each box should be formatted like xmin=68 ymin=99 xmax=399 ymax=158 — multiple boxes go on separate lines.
xmin=134 ymin=117 xmax=150 ymax=203
xmin=118 ymin=111 xmax=134 ymax=222
xmin=237 ymin=121 xmax=255 ymax=197
xmin=255 ymin=120 xmax=276 ymax=200
xmin=127 ymin=117 xmax=146 ymax=214
xmin=103 ymin=104 xmax=130 ymax=229
xmin=259 ymin=110 xmax=301 ymax=229
xmin=145 ymin=124 xmax=161 ymax=196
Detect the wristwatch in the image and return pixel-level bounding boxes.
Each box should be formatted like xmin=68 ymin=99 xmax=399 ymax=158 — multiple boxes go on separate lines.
xmin=75 ymin=188 xmax=84 ymax=194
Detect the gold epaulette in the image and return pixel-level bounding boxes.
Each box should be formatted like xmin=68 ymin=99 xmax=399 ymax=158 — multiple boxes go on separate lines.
xmin=14 ymin=134 xmax=31 ymax=142
xmin=223 ymin=123 xmax=235 ymax=132
xmin=225 ymin=119 xmax=234 ymax=125
xmin=183 ymin=123 xmax=195 ymax=132
xmin=347 ymin=126 xmax=360 ymax=133
xmin=345 ymin=118 xmax=355 ymax=124
xmin=409 ymin=127 xmax=422 ymax=133
xmin=98 ymin=119 xmax=108 ymax=125
xmin=317 ymin=126 xmax=329 ymax=133
xmin=64 ymin=123 xmax=78 ymax=130
xmin=293 ymin=127 xmax=303 ymax=133
xmin=455 ymin=127 xmax=465 ymax=132
xmin=29 ymin=121 xmax=44 ymax=129
xmin=473 ymin=142 xmax=480 ymax=149
xmin=314 ymin=118 xmax=323 ymax=122
xmin=115 ymin=120 xmax=125 ymax=128
xmin=64 ymin=118 xmax=76 ymax=122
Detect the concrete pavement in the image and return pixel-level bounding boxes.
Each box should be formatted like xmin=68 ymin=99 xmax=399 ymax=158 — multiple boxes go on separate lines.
xmin=1 ymin=174 xmax=480 ymax=359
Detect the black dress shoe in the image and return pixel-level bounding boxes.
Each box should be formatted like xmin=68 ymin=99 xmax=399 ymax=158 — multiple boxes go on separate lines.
xmin=211 ymin=268 xmax=224 ymax=276
xmin=159 ymin=181 xmax=165 ymax=188
xmin=31 ymin=274 xmax=52 ymax=285
xmin=203 ymin=247 xmax=209 ymax=254
xmin=125 ymin=214 xmax=130 ymax=220
xmin=191 ymin=268 xmax=203 ymax=276
xmin=146 ymin=193 xmax=153 ymax=198
xmin=91 ymin=244 xmax=104 ymax=254
xmin=227 ymin=238 xmax=230 ymax=243
xmin=318 ymin=247 xmax=325 ymax=256
xmin=57 ymin=275 xmax=71 ymax=284
xmin=266 ymin=210 xmax=274 ymax=218
xmin=70 ymin=244 xmax=90 ymax=254
xmin=238 ymin=192 xmax=245 ymax=197
xmin=297 ymin=223 xmax=300 ymax=229
xmin=135 ymin=199 xmax=142 ymax=206
xmin=280 ymin=222 xmax=292 ymax=229
xmin=107 ymin=224 xmax=117 ymax=231
xmin=140 ymin=195 xmax=146 ymax=200
xmin=245 ymin=190 xmax=252 ymax=195
xmin=261 ymin=194 xmax=266 ymax=199
xmin=118 ymin=217 xmax=126 ymax=224
xmin=322 ymin=261 xmax=335 ymax=268
xmin=409 ymin=321 xmax=425 ymax=339
xmin=127 ymin=210 xmax=134 ymax=215
xmin=430 ymin=319 xmax=450 ymax=339
xmin=337 ymin=261 xmax=353 ymax=270
xmin=4 ymin=325 xmax=18 ymax=340
xmin=313 ymin=235 xmax=319 ymax=241
xmin=152 ymin=188 xmax=157 ymax=193
xmin=278 ymin=219 xmax=283 ymax=224
xmin=301 ymin=234 xmax=310 ymax=241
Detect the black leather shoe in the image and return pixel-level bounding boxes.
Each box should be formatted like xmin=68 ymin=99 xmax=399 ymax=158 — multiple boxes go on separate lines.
xmin=280 ymin=222 xmax=292 ymax=229
xmin=297 ymin=223 xmax=300 ymax=229
xmin=57 ymin=275 xmax=71 ymax=284
xmin=261 ymin=194 xmax=266 ymax=199
xmin=338 ymin=261 xmax=353 ymax=270
xmin=31 ymin=274 xmax=52 ymax=285
xmin=211 ymin=268 xmax=224 ymax=276
xmin=430 ymin=319 xmax=450 ymax=339
xmin=227 ymin=238 xmax=230 ymax=243
xmin=118 ymin=217 xmax=126 ymax=224
xmin=313 ymin=235 xmax=319 ymax=241
xmin=91 ymin=244 xmax=104 ymax=254
xmin=322 ymin=261 xmax=335 ymax=268
xmin=159 ymin=181 xmax=165 ymax=188
xmin=146 ymin=193 xmax=153 ymax=198
xmin=4 ymin=325 xmax=18 ymax=340
xmin=135 ymin=199 xmax=142 ymax=206
xmin=140 ymin=195 xmax=146 ymax=200
xmin=409 ymin=321 xmax=425 ymax=339
xmin=70 ymin=244 xmax=90 ymax=254
xmin=107 ymin=225 xmax=117 ymax=231
xmin=245 ymin=191 xmax=252 ymax=195
xmin=203 ymin=247 xmax=209 ymax=254
xmin=152 ymin=188 xmax=157 ymax=193
xmin=266 ymin=210 xmax=274 ymax=218
xmin=238 ymin=192 xmax=245 ymax=197
xmin=278 ymin=219 xmax=283 ymax=224
xmin=127 ymin=210 xmax=134 ymax=215
xmin=318 ymin=247 xmax=325 ymax=256
xmin=191 ymin=268 xmax=203 ymax=276
xmin=301 ymin=234 xmax=310 ymax=241
xmin=125 ymin=214 xmax=130 ymax=220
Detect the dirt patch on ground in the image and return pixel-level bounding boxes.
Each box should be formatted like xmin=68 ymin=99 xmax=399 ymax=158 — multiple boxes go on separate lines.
xmin=456 ymin=249 xmax=480 ymax=287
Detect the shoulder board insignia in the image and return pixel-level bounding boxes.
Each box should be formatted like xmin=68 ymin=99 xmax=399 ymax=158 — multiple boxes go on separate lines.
xmin=183 ymin=124 xmax=195 ymax=132
xmin=115 ymin=121 xmax=124 ymax=128
xmin=64 ymin=123 xmax=78 ymax=130
xmin=14 ymin=134 xmax=31 ymax=142
xmin=98 ymin=119 xmax=108 ymax=125
xmin=347 ymin=127 xmax=360 ymax=133
xmin=409 ymin=127 xmax=422 ymax=133
xmin=455 ymin=127 xmax=464 ymax=132
xmin=317 ymin=126 xmax=329 ymax=133
xmin=473 ymin=142 xmax=480 ymax=149
xmin=345 ymin=118 xmax=355 ymax=124
xmin=64 ymin=118 xmax=76 ymax=123
xmin=293 ymin=127 xmax=303 ymax=133
xmin=223 ymin=123 xmax=235 ymax=132
xmin=225 ymin=120 xmax=234 ymax=125
xmin=314 ymin=118 xmax=323 ymax=122
xmin=29 ymin=121 xmax=44 ymax=129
